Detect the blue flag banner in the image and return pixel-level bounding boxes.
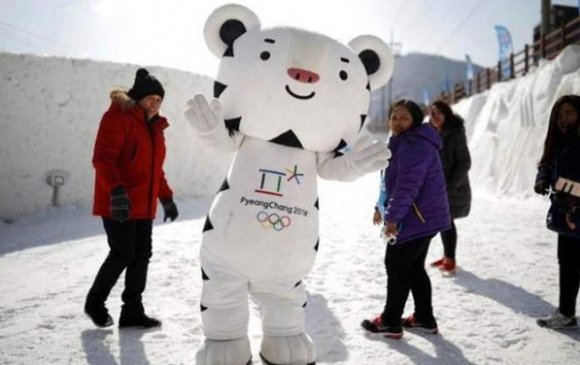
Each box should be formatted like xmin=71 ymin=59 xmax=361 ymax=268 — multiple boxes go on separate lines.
xmin=465 ymin=54 xmax=474 ymax=80
xmin=423 ymin=87 xmax=430 ymax=106
xmin=495 ymin=25 xmax=513 ymax=78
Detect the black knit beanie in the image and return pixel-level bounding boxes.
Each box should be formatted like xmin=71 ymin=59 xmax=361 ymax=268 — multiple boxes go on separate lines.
xmin=127 ymin=68 xmax=165 ymax=101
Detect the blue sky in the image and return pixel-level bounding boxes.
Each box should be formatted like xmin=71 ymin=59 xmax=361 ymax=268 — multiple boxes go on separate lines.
xmin=0 ymin=0 xmax=578 ymax=76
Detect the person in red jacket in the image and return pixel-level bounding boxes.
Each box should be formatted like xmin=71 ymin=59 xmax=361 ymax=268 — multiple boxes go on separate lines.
xmin=85 ymin=68 xmax=178 ymax=329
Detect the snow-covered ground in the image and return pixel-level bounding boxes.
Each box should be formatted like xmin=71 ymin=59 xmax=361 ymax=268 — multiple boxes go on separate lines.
xmin=1 ymin=174 xmax=578 ymax=365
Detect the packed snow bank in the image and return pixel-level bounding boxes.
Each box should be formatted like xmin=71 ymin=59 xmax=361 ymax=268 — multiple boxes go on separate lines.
xmin=454 ymin=45 xmax=580 ymax=197
xmin=0 ymin=52 xmax=228 ymax=220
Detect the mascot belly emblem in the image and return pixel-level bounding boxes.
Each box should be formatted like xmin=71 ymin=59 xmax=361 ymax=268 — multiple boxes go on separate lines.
xmin=185 ymin=4 xmax=394 ymax=365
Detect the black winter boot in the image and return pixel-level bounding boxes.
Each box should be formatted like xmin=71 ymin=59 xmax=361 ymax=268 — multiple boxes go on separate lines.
xmin=84 ymin=299 xmax=113 ymax=328
xmin=119 ymin=312 xmax=162 ymax=329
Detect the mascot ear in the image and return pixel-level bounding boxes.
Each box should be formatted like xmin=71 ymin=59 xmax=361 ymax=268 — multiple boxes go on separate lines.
xmin=348 ymin=35 xmax=394 ymax=91
xmin=204 ymin=4 xmax=261 ymax=58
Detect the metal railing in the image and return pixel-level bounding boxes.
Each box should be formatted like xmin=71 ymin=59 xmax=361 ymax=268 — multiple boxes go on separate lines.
xmin=437 ymin=16 xmax=580 ymax=104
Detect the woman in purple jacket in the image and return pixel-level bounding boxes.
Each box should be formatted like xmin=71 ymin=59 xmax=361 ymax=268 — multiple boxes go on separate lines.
xmin=362 ymin=99 xmax=451 ymax=339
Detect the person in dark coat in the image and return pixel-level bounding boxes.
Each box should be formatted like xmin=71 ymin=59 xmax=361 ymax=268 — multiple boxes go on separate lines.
xmin=535 ymin=94 xmax=580 ymax=330
xmin=85 ymin=68 xmax=179 ymax=329
xmin=428 ymin=100 xmax=472 ymax=274
xmin=362 ymin=99 xmax=451 ymax=339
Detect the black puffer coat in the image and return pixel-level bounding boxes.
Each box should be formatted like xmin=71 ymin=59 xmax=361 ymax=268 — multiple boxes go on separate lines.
xmin=536 ymin=134 xmax=580 ymax=235
xmin=439 ymin=123 xmax=472 ymax=219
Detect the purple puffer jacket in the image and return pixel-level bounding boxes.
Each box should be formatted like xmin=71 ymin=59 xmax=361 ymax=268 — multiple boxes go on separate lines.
xmin=384 ymin=123 xmax=451 ymax=244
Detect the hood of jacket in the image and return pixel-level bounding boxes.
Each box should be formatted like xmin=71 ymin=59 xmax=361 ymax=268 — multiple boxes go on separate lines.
xmin=107 ymin=88 xmax=168 ymax=128
xmin=109 ymin=88 xmax=136 ymax=110
xmin=389 ymin=123 xmax=443 ymax=152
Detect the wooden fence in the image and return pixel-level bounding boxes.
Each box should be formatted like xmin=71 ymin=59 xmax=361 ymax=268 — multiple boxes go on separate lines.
xmin=437 ymin=16 xmax=580 ymax=104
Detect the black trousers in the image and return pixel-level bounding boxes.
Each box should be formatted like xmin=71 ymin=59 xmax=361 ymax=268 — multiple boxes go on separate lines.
xmin=87 ymin=218 xmax=153 ymax=313
xmin=558 ymin=234 xmax=580 ymax=317
xmin=382 ymin=235 xmax=435 ymax=326
xmin=441 ymin=220 xmax=457 ymax=259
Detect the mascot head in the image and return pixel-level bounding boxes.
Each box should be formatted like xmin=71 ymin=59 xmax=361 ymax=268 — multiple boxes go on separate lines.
xmin=205 ymin=4 xmax=394 ymax=152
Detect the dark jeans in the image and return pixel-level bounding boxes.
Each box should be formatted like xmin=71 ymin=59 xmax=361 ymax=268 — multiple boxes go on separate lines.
xmin=441 ymin=220 xmax=457 ymax=259
xmin=382 ymin=235 xmax=435 ymax=326
xmin=87 ymin=218 xmax=153 ymax=313
xmin=558 ymin=234 xmax=580 ymax=317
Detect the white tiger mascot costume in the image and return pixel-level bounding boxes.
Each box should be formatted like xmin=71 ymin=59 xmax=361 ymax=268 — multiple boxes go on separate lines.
xmin=185 ymin=4 xmax=394 ymax=365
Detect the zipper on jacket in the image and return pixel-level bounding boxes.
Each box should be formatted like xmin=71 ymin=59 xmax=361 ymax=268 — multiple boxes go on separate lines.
xmin=412 ymin=202 xmax=426 ymax=224
xmin=147 ymin=116 xmax=156 ymax=217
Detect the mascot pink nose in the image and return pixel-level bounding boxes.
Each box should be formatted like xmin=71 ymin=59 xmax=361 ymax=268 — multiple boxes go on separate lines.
xmin=287 ymin=68 xmax=320 ymax=83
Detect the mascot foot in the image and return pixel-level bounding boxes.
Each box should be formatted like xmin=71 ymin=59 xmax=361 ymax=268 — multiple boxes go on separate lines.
xmin=196 ymin=337 xmax=252 ymax=365
xmin=260 ymin=333 xmax=316 ymax=365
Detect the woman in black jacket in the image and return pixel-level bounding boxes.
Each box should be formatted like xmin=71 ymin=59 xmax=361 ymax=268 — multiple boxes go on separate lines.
xmin=535 ymin=94 xmax=580 ymax=330
xmin=428 ymin=100 xmax=471 ymax=274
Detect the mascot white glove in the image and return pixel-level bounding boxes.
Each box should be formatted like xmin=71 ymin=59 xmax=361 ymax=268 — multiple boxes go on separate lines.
xmin=345 ymin=136 xmax=391 ymax=175
xmin=184 ymin=94 xmax=223 ymax=136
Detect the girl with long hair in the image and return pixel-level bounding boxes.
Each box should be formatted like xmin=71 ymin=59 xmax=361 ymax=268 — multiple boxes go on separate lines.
xmin=535 ymin=94 xmax=580 ymax=329
xmin=428 ymin=100 xmax=472 ymax=275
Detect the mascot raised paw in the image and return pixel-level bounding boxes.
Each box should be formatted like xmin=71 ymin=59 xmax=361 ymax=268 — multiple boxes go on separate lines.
xmin=186 ymin=4 xmax=394 ymax=365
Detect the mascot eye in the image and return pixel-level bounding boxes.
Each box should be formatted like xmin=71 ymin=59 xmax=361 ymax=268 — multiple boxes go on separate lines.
xmin=260 ymin=51 xmax=271 ymax=60
xmin=339 ymin=70 xmax=348 ymax=81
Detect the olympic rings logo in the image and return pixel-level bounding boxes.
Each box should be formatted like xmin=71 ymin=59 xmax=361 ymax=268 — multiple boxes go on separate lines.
xmin=256 ymin=211 xmax=291 ymax=231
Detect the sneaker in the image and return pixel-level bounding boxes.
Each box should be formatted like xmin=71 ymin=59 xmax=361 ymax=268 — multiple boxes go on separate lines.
xmin=119 ymin=313 xmax=162 ymax=329
xmin=401 ymin=314 xmax=439 ymax=334
xmin=537 ymin=310 xmax=578 ymax=330
xmin=439 ymin=258 xmax=456 ymax=275
xmin=84 ymin=301 xmax=113 ymax=328
xmin=361 ymin=316 xmax=404 ymax=339
xmin=430 ymin=258 xmax=444 ymax=267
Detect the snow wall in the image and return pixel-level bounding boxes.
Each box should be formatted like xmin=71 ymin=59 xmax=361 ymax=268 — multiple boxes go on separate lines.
xmin=0 ymin=52 xmax=229 ymax=220
xmin=454 ymin=45 xmax=580 ymax=197
xmin=1 ymin=46 xmax=580 ymax=219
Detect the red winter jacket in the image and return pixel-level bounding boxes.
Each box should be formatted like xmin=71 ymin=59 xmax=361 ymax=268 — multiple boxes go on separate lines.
xmin=92 ymin=90 xmax=173 ymax=219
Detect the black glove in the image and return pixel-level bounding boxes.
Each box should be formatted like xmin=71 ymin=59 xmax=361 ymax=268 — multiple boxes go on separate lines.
xmin=110 ymin=186 xmax=131 ymax=222
xmin=534 ymin=180 xmax=549 ymax=196
xmin=160 ymin=198 xmax=179 ymax=222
